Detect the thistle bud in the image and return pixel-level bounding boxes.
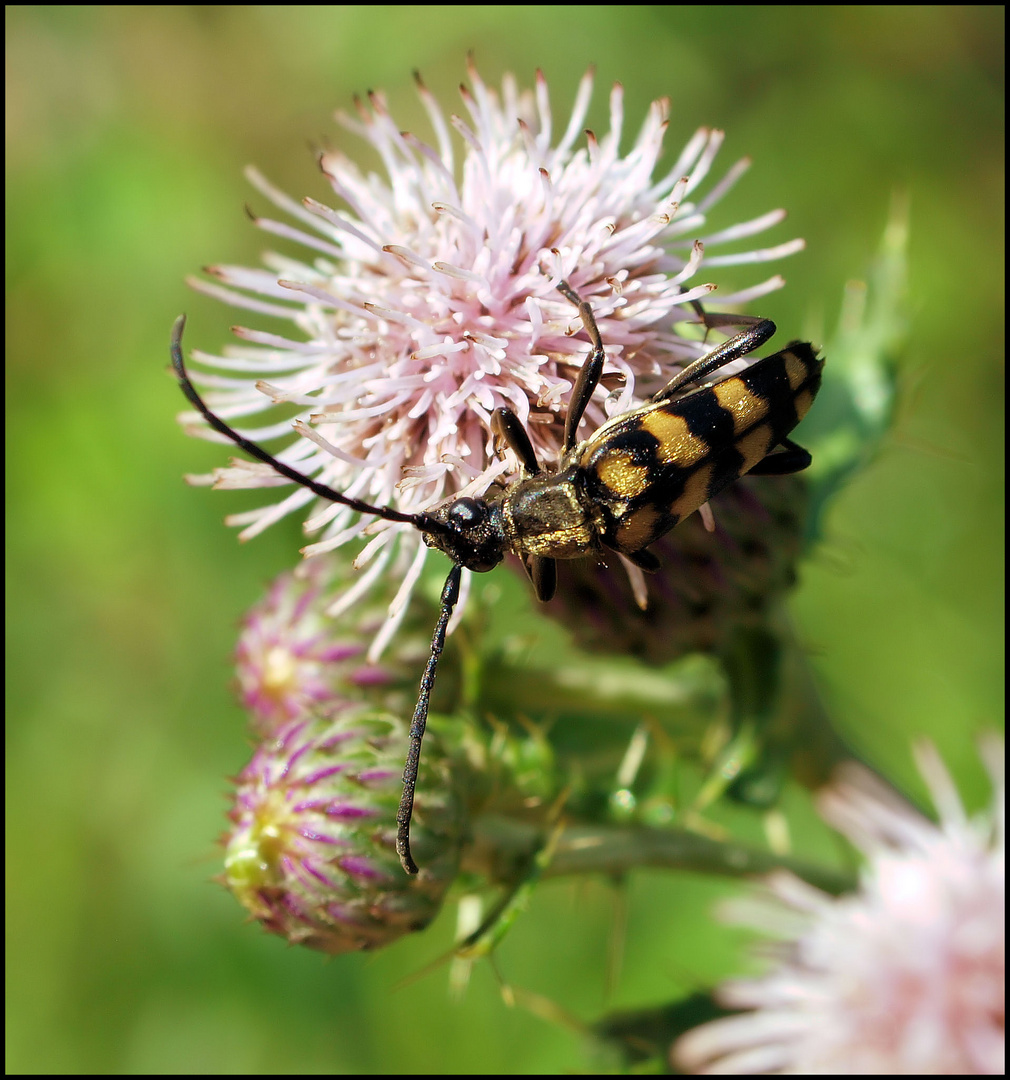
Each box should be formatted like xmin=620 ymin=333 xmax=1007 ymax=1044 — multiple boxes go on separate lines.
xmin=236 ymin=556 xmax=458 ymax=736
xmin=224 ymin=710 xmax=461 ymax=953
xmin=543 ymin=473 xmax=807 ymax=664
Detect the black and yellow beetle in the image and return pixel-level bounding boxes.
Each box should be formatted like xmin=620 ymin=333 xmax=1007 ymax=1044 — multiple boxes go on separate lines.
xmin=172 ymin=281 xmax=822 ymax=874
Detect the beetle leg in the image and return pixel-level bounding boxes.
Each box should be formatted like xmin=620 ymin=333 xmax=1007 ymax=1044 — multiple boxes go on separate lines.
xmin=747 ymin=437 xmax=813 ymax=476
xmin=623 ymin=547 xmax=661 ymax=573
xmin=520 ymin=554 xmax=558 ymax=602
xmin=557 ymin=280 xmax=607 ymax=452
xmin=652 ymin=314 xmax=776 ymax=402
xmin=491 ymin=406 xmax=540 ymax=475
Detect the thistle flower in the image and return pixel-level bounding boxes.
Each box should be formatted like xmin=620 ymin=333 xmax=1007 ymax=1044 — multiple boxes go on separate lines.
xmin=182 ymin=62 xmax=803 ymax=657
xmin=235 ymin=554 xmax=459 ymax=736
xmin=673 ymin=736 xmax=1005 ymax=1075
xmin=224 ymin=710 xmax=462 ymax=953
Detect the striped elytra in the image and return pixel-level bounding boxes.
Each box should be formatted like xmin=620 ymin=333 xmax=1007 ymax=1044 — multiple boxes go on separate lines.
xmin=571 ymin=343 xmax=822 ymax=556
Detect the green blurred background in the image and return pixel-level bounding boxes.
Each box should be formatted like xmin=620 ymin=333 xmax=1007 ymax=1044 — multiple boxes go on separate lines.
xmin=6 ymin=6 xmax=1003 ymax=1073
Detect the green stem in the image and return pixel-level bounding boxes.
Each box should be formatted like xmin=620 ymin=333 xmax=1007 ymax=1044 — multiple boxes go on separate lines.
xmin=467 ymin=815 xmax=854 ymax=896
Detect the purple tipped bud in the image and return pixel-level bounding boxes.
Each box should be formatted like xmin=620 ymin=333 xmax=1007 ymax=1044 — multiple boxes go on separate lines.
xmin=236 ymin=556 xmax=455 ymax=736
xmin=223 ymin=710 xmax=461 ymax=953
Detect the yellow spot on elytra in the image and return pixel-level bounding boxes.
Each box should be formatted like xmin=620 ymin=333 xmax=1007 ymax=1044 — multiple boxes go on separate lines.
xmin=670 ymin=462 xmax=716 ymax=520
xmin=735 ymin=424 xmax=774 ymax=474
xmin=615 ymin=506 xmax=662 ymax=552
xmin=639 ymin=407 xmax=709 ymax=465
xmin=784 ymin=350 xmax=809 ymax=391
xmin=595 ymin=449 xmax=650 ymax=499
xmin=793 ymin=389 xmax=814 ymax=421
xmin=713 ymin=379 xmax=769 ymax=435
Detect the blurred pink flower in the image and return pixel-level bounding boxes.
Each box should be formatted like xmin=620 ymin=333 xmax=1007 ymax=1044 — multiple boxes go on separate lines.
xmin=181 ymin=62 xmax=802 ymax=657
xmin=673 ymin=736 xmax=1004 ymax=1074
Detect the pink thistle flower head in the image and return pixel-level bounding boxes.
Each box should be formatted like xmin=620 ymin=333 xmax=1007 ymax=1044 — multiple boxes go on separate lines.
xmin=223 ymin=710 xmax=462 ymax=953
xmin=182 ymin=62 xmax=804 ymax=657
xmin=673 ymin=736 xmax=1005 ymax=1075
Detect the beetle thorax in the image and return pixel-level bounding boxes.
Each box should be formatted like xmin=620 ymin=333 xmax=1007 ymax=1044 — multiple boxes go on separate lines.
xmin=499 ymin=467 xmax=597 ymax=560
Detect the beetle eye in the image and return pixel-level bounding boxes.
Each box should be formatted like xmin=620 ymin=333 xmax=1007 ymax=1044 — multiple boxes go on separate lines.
xmin=447 ymin=497 xmax=486 ymax=529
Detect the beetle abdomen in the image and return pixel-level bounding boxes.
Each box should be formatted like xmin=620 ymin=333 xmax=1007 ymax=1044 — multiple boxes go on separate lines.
xmin=577 ymin=343 xmax=822 ymax=554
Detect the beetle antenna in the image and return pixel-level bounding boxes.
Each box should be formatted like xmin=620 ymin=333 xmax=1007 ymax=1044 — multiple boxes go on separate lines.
xmin=396 ymin=563 xmax=462 ymax=875
xmin=170 ymin=315 xmax=449 ymax=535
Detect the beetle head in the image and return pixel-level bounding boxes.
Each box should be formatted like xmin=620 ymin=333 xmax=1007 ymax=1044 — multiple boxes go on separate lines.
xmin=423 ymin=497 xmax=507 ymax=573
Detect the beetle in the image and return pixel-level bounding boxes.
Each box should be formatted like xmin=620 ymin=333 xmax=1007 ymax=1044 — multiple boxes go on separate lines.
xmin=172 ymin=281 xmax=822 ymax=874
